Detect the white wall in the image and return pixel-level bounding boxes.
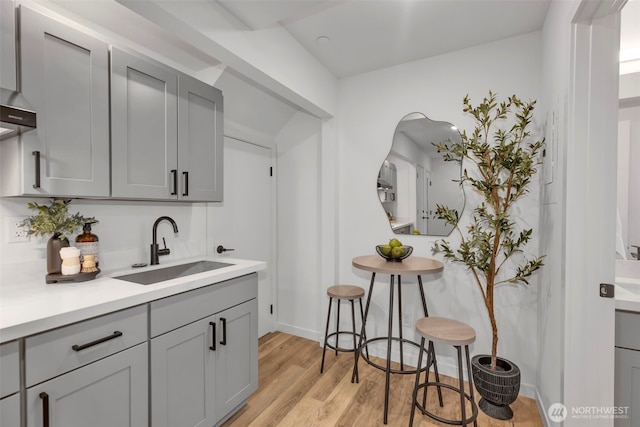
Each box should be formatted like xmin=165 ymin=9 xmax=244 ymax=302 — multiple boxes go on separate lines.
xmin=0 ymin=198 xmax=208 ymax=275
xmin=536 ymin=1 xmax=578 ymax=418
xmin=275 ymin=111 xmax=323 ymax=340
xmin=337 ymin=32 xmax=543 ymax=397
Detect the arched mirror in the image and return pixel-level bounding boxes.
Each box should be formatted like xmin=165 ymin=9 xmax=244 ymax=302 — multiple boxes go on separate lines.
xmin=378 ymin=112 xmax=465 ymax=236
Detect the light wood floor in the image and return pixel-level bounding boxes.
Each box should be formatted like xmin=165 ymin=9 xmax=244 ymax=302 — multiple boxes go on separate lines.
xmin=222 ymin=332 xmax=543 ymax=427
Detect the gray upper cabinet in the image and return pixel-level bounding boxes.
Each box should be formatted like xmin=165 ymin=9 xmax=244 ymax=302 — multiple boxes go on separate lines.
xmin=178 ymin=76 xmax=223 ymax=201
xmin=0 ymin=0 xmax=16 ymax=91
xmin=111 ymin=47 xmax=223 ymax=201
xmin=0 ymin=6 xmax=110 ymax=197
xmin=110 ymin=48 xmax=178 ymax=200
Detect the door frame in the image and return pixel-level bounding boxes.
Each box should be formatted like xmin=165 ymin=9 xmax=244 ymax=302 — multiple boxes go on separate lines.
xmin=563 ymin=0 xmax=624 ymax=423
xmin=219 ymin=127 xmax=278 ymax=337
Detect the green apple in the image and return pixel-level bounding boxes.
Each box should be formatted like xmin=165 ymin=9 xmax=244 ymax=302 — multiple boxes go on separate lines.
xmin=391 ymin=246 xmax=406 ymax=258
xmin=389 ymin=238 xmax=403 ymax=248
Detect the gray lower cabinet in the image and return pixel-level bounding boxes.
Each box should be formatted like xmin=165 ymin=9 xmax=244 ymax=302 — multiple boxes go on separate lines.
xmin=111 ymin=47 xmax=223 ymax=202
xmin=26 ymin=344 xmax=148 ymax=427
xmin=151 ymin=299 xmax=258 ymax=427
xmin=215 ymin=299 xmax=258 ymax=421
xmin=0 ymin=340 xmax=20 ymax=427
xmin=0 ymin=5 xmax=110 ymax=197
xmin=614 ymin=347 xmax=640 ymax=426
xmin=24 ymin=304 xmax=148 ymax=427
xmin=150 ymin=274 xmax=258 ymax=426
xmin=615 ymin=310 xmax=640 ymax=426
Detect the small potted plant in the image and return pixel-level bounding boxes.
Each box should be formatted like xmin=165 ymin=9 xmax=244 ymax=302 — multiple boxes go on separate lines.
xmin=22 ymin=198 xmax=97 ymax=275
xmin=432 ymin=91 xmax=544 ymax=419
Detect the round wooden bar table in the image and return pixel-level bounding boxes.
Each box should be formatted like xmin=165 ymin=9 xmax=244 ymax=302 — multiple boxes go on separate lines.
xmin=351 ymin=255 xmax=444 ymax=425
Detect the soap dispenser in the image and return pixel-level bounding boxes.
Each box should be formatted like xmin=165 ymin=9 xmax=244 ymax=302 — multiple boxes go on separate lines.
xmin=75 ymin=222 xmax=100 ymax=268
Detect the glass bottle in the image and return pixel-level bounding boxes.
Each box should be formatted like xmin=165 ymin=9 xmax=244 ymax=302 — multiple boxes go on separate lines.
xmin=75 ymin=222 xmax=99 ymax=268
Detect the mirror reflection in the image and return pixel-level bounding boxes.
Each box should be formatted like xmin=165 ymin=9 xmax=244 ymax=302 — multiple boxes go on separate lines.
xmin=378 ymin=113 xmax=464 ymax=236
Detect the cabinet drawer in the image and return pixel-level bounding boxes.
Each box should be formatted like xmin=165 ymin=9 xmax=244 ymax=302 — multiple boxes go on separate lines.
xmin=26 ymin=304 xmax=147 ymax=387
xmin=615 ymin=310 xmax=640 ymax=351
xmin=0 ymin=340 xmax=19 ymax=398
xmin=150 ymin=273 xmax=257 ymax=337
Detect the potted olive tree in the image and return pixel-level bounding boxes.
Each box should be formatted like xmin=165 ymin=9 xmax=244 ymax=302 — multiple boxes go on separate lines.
xmin=22 ymin=198 xmax=96 ymax=275
xmin=432 ymin=91 xmax=544 ymax=420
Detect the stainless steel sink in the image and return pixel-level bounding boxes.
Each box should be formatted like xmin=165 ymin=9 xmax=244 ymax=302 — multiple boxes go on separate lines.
xmin=114 ymin=260 xmax=233 ymax=285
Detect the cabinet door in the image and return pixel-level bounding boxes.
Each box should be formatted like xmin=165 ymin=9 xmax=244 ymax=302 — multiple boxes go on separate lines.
xmin=177 ymin=76 xmax=223 ymax=201
xmin=111 ymin=47 xmax=178 ymax=199
xmin=150 ymin=316 xmax=216 ymax=427
xmin=0 ymin=0 xmax=16 ymax=91
xmin=0 ymin=394 xmax=20 ymax=427
xmin=26 ymin=343 xmax=148 ymax=427
xmin=0 ymin=340 xmax=19 ymax=399
xmin=615 ymin=347 xmax=640 ymax=426
xmin=215 ymin=299 xmax=258 ymax=422
xmin=19 ymin=6 xmax=109 ymax=197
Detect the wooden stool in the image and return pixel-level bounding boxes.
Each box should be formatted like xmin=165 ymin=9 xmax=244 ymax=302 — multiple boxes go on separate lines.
xmin=409 ymin=317 xmax=478 ymax=427
xmin=320 ymin=285 xmax=366 ymax=373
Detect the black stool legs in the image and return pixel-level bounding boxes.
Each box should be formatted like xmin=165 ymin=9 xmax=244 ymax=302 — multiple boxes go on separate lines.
xmin=320 ymin=294 xmax=364 ymax=373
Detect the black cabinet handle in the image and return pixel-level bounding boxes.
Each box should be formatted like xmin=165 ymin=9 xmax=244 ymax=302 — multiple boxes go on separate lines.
xmin=220 ymin=318 xmax=227 ymax=345
xmin=40 ymin=392 xmax=49 ymax=427
xmin=71 ymin=331 xmax=122 ymax=351
xmin=209 ymin=321 xmax=216 ymax=351
xmin=32 ymin=151 xmax=41 ymax=188
xmin=182 ymin=171 xmax=189 ymax=196
xmin=171 ymin=169 xmax=177 ymax=195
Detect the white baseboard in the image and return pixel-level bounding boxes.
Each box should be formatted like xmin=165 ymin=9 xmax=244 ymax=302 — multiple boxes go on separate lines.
xmin=276 ymin=322 xmax=321 ymax=343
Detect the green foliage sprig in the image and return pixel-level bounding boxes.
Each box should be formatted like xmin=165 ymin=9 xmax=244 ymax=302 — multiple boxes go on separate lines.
xmin=432 ymin=91 xmax=545 ymax=370
xmin=21 ymin=198 xmax=97 ymax=241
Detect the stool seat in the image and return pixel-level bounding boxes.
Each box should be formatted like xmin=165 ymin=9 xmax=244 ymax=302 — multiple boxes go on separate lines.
xmin=327 ymin=285 xmax=365 ymax=299
xmin=410 ymin=317 xmax=478 ymax=427
xmin=415 ymin=317 xmax=476 ymax=346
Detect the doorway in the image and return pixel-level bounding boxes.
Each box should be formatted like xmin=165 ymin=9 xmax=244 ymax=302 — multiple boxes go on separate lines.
xmin=210 ymin=136 xmax=274 ymax=337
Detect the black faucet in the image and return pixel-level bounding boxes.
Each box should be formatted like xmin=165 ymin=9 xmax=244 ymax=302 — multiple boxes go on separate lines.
xmin=151 ymin=216 xmax=179 ymax=265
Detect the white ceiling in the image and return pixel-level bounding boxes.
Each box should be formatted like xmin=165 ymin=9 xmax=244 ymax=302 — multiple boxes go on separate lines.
xmin=216 ymin=0 xmax=553 ymax=78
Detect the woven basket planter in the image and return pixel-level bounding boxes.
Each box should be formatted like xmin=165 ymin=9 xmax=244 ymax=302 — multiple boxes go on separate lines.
xmin=471 ymin=355 xmax=521 ymax=420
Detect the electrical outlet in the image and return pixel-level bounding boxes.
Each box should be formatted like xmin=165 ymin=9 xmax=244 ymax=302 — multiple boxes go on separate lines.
xmin=6 ymin=217 xmax=30 ymax=243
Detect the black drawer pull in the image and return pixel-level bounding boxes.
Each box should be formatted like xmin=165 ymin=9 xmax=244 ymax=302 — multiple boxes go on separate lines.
xmin=209 ymin=321 xmax=216 ymax=351
xmin=182 ymin=171 xmax=189 ymax=196
xmin=72 ymin=331 xmax=122 ymax=351
xmin=171 ymin=169 xmax=177 ymax=195
xmin=32 ymin=151 xmax=41 ymax=188
xmin=40 ymin=392 xmax=49 ymax=427
xmin=220 ymin=318 xmax=227 ymax=345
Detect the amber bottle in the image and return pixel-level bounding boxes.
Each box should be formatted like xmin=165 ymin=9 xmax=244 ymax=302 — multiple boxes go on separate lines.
xmin=75 ymin=222 xmax=100 ymax=268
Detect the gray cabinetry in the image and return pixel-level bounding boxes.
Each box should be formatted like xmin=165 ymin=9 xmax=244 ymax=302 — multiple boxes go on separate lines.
xmin=25 ymin=305 xmax=148 ymax=427
xmin=111 ymin=47 xmax=223 ymax=201
xmin=614 ymin=310 xmax=640 ymax=426
xmin=215 ymin=299 xmax=258 ymax=422
xmin=110 ymin=47 xmax=178 ymax=200
xmin=0 ymin=340 xmax=20 ymax=427
xmin=0 ymin=6 xmax=110 ymax=197
xmin=0 ymin=0 xmax=16 ymax=91
xmin=150 ymin=274 xmax=258 ymax=426
xmin=178 ymin=76 xmax=223 ymax=201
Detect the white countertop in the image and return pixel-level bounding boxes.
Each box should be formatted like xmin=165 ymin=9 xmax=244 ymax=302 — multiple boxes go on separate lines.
xmin=616 ymin=277 xmax=640 ymax=312
xmin=0 ymin=256 xmax=266 ymax=343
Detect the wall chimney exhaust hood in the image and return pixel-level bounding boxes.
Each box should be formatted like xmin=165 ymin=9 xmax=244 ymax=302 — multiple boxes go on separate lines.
xmin=1 ymin=87 xmax=36 ymax=140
